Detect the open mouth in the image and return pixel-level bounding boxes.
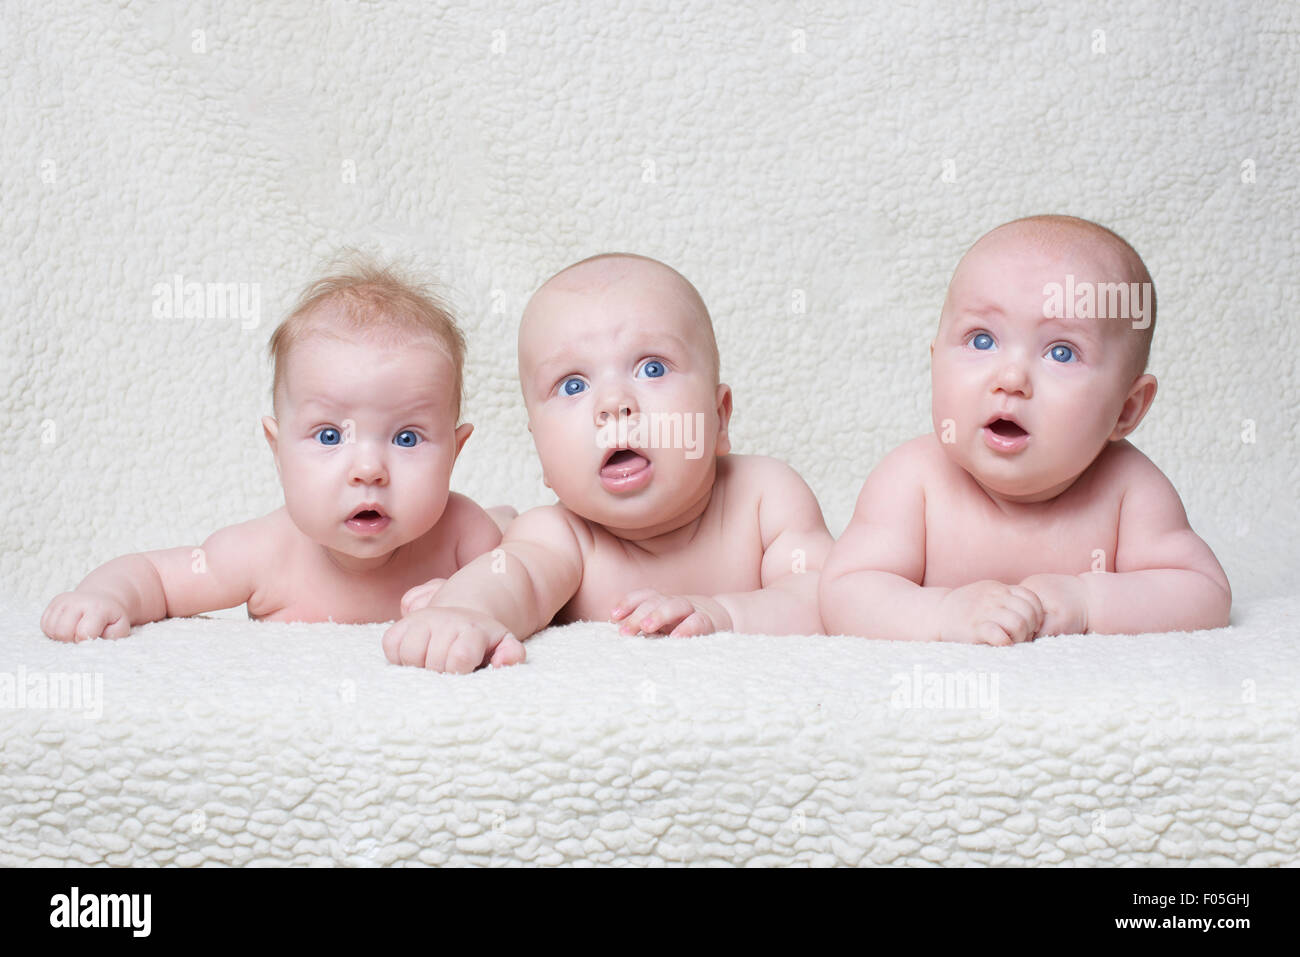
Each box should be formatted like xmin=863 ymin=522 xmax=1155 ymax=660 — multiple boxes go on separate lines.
xmin=986 ymin=418 xmax=1028 ymax=439
xmin=600 ymin=448 xmax=651 ymax=474
xmin=346 ymin=506 xmax=390 ymax=533
xmin=599 ymin=447 xmax=653 ymax=491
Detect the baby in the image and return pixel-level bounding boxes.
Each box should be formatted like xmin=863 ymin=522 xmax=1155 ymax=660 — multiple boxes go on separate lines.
xmin=383 ymin=253 xmax=834 ymax=672
xmin=41 ymin=258 xmax=504 ymax=640
xmin=820 ymin=215 xmax=1231 ymax=644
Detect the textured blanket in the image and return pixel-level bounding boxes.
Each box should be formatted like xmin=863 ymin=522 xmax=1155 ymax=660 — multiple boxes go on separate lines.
xmin=2 ymin=587 xmax=1297 ymax=866
xmin=3 ymin=0 xmax=1297 ymax=866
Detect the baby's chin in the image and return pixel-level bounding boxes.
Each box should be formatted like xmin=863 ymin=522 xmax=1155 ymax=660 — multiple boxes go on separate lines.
xmin=962 ymin=458 xmax=1087 ymax=505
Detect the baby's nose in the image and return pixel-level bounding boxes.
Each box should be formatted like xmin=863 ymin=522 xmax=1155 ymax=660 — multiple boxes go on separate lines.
xmin=595 ymin=389 xmax=638 ymax=422
xmin=348 ymin=448 xmax=389 ymax=484
xmin=994 ymin=357 xmax=1031 ymax=394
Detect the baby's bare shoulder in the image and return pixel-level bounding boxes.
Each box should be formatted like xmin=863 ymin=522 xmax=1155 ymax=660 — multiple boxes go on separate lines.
xmin=505 ymin=502 xmax=590 ymax=554
xmin=717 ymin=454 xmax=830 ymax=543
xmin=885 ymin=434 xmax=948 ymax=473
xmin=433 ymin=493 xmax=503 ymax=565
xmin=1095 ymin=440 xmax=1184 ymax=506
xmin=206 ymin=508 xmax=294 ymax=554
xmin=1081 ymin=439 xmax=1171 ymax=499
xmin=859 ymin=434 xmax=949 ymax=496
xmin=716 ymin=453 xmax=813 ymax=499
xmin=436 ymin=492 xmax=496 ymax=536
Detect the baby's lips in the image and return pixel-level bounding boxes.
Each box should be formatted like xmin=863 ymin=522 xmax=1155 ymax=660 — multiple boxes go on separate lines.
xmin=598 ymin=448 xmax=652 ymax=478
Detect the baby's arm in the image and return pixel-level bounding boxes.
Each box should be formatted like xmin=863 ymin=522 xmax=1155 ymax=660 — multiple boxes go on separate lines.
xmin=382 ymin=505 xmax=584 ymax=673
xmin=1022 ymin=455 xmax=1231 ymax=636
xmin=613 ymin=458 xmax=833 ymax=636
xmin=819 ymin=443 xmax=1043 ymax=644
xmin=41 ymin=521 xmax=260 ymax=641
xmin=400 ymin=494 xmax=505 ymax=616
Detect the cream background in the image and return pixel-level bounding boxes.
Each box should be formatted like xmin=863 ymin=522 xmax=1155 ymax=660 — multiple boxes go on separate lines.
xmin=3 ymin=0 xmax=1296 ymax=607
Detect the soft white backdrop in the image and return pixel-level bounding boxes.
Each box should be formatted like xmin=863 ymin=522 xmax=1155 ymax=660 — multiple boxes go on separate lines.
xmin=3 ymin=0 xmax=1297 ymax=608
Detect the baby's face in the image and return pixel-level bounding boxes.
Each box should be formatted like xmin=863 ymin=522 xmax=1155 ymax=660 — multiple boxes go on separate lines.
xmin=264 ymin=323 xmax=469 ymax=570
xmin=930 ymin=232 xmax=1150 ymax=502
xmin=519 ymin=261 xmax=730 ymax=535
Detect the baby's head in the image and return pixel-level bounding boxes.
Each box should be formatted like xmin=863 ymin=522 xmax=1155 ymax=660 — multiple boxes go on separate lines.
xmin=263 ymin=256 xmax=472 ymax=568
xmin=930 ymin=215 xmax=1159 ymax=503
xmin=517 ymin=253 xmax=731 ymax=536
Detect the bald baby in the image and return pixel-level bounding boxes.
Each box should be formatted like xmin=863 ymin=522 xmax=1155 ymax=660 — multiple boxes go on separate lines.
xmin=948 ymin=215 xmax=1156 ymax=378
xmin=383 ymin=252 xmax=834 ymax=673
xmin=821 ymin=214 xmax=1229 ymax=644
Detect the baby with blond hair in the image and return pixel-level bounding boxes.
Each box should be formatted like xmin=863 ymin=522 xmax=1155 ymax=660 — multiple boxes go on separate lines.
xmin=820 ymin=215 xmax=1230 ymax=644
xmin=42 ymin=256 xmax=503 ymax=639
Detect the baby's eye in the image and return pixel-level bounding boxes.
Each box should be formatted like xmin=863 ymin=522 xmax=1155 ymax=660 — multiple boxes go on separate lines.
xmin=1047 ymin=344 xmax=1076 ymax=363
xmin=560 ymin=376 xmax=588 ymax=397
xmin=969 ymin=332 xmax=995 ymax=351
xmin=393 ymin=430 xmax=420 ymax=447
xmin=636 ymin=359 xmax=667 ymax=379
xmin=315 ymin=427 xmax=342 ymax=446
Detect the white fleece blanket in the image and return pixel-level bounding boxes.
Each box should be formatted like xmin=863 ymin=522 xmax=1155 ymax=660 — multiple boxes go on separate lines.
xmin=3 ymin=589 xmax=1298 ymax=867
xmin=3 ymin=0 xmax=1298 ymax=865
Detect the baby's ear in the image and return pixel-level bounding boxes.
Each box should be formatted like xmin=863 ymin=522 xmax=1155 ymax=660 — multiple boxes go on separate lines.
xmin=261 ymin=416 xmax=282 ymax=477
xmin=1110 ymin=373 xmax=1158 ymax=441
xmin=714 ymin=383 xmax=734 ymax=456
xmin=929 ymin=338 xmax=936 ymax=357
xmin=453 ymin=422 xmax=474 ymax=459
xmin=262 ymin=416 xmax=279 ymax=451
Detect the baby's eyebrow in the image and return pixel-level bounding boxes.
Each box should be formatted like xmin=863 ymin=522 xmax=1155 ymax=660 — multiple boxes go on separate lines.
xmin=1037 ymin=315 xmax=1101 ymax=342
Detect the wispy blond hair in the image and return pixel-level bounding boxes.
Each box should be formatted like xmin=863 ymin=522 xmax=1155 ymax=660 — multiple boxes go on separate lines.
xmin=267 ymin=253 xmax=467 ymax=418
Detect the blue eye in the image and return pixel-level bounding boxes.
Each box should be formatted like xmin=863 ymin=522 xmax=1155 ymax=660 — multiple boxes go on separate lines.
xmin=316 ymin=427 xmax=341 ymax=446
xmin=561 ymin=377 xmax=587 ymax=396
xmin=1048 ymin=344 xmax=1076 ymax=363
xmin=637 ymin=359 xmax=666 ymax=379
xmin=971 ymin=333 xmax=994 ymax=351
xmin=394 ymin=430 xmax=420 ymax=447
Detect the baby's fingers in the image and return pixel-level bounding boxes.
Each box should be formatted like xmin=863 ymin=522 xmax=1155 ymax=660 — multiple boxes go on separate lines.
xmin=488 ymin=634 xmax=526 ymax=669
xmin=41 ymin=599 xmax=75 ymax=641
xmin=618 ymin=598 xmax=665 ymax=636
xmin=972 ymin=619 xmax=1015 ymax=646
xmin=74 ymin=607 xmax=115 ymax=642
xmin=101 ymin=614 xmax=132 ymax=639
xmin=400 ymin=579 xmax=446 ymax=616
xmin=611 ymin=589 xmax=662 ymax=622
xmin=667 ymin=611 xmax=714 ymax=638
xmin=982 ymin=608 xmax=1034 ymax=647
xmin=438 ymin=629 xmax=483 ymax=674
xmin=395 ymin=622 xmax=436 ymax=668
xmin=637 ymin=597 xmax=696 ymax=636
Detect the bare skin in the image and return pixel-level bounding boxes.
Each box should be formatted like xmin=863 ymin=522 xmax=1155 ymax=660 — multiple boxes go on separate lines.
xmin=384 ymin=254 xmax=833 ymax=673
xmin=41 ymin=312 xmax=501 ymax=640
xmin=821 ymin=217 xmax=1230 ymax=644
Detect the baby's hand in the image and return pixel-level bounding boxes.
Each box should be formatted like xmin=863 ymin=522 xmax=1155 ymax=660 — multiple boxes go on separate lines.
xmin=381 ymin=606 xmax=526 ymax=674
xmin=611 ymin=589 xmax=734 ymax=638
xmin=41 ymin=591 xmax=133 ymax=642
xmin=1018 ymin=573 xmax=1088 ymax=637
xmin=937 ymin=581 xmax=1044 ymax=645
xmin=400 ymin=578 xmax=446 ymax=616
